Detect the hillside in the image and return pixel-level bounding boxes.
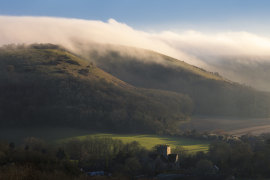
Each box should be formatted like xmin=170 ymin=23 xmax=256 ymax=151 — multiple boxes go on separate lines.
xmin=80 ymin=44 xmax=270 ymax=117
xmin=0 ymin=44 xmax=193 ymax=134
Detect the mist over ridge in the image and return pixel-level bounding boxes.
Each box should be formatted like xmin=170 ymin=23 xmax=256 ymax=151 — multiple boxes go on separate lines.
xmin=1 ymin=15 xmax=270 ymax=91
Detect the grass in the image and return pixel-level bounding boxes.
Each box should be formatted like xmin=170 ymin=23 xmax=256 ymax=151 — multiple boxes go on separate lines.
xmin=64 ymin=133 xmax=210 ymax=153
xmin=0 ymin=127 xmax=210 ymax=153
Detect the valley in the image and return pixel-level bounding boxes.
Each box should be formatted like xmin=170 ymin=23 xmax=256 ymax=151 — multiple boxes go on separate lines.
xmin=0 ymin=43 xmax=270 ymax=179
xmin=181 ymin=116 xmax=270 ymax=136
xmin=1 ymin=44 xmax=270 ymax=140
xmin=1 ymin=2 xmax=270 ymax=178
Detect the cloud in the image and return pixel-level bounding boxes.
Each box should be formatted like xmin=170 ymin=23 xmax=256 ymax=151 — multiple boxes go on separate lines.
xmin=155 ymin=31 xmax=270 ymax=57
xmin=1 ymin=16 xmax=270 ymax=91
xmin=0 ymin=16 xmax=207 ymax=67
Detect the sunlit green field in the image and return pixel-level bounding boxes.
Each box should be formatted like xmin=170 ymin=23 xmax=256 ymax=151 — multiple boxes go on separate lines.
xmin=66 ymin=133 xmax=210 ymax=153
xmin=0 ymin=127 xmax=210 ymax=153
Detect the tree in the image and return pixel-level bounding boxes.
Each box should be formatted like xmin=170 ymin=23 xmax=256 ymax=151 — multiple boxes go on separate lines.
xmin=195 ymin=159 xmax=214 ymax=176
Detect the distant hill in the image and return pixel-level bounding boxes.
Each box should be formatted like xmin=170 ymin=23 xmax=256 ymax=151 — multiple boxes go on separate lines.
xmin=80 ymin=44 xmax=270 ymax=117
xmin=0 ymin=44 xmax=193 ymax=134
xmin=201 ymin=55 xmax=270 ymax=92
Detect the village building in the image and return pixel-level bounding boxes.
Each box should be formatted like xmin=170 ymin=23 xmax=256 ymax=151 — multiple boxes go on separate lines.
xmin=156 ymin=145 xmax=179 ymax=163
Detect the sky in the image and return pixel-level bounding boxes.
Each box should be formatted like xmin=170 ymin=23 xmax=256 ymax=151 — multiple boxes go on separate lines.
xmin=1 ymin=0 xmax=270 ymax=34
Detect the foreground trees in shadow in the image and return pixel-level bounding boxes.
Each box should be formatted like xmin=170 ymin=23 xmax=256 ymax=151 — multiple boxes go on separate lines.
xmin=1 ymin=134 xmax=270 ymax=179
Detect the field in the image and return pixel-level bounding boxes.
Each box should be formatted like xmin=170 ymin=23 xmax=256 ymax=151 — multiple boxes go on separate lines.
xmin=181 ymin=116 xmax=270 ymax=136
xmin=0 ymin=127 xmax=210 ymax=153
xmin=2 ymin=117 xmax=270 ymax=154
xmin=65 ymin=133 xmax=210 ymax=152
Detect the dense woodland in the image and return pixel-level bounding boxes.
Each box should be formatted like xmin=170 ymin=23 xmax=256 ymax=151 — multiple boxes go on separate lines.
xmin=84 ymin=46 xmax=270 ymax=117
xmin=1 ymin=43 xmax=270 ymax=135
xmin=2 ymin=134 xmax=270 ymax=179
xmin=0 ymin=44 xmax=192 ymax=134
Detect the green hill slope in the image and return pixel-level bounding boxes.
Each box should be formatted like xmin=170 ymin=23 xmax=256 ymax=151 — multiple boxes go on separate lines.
xmin=0 ymin=44 xmax=193 ymax=134
xmin=82 ymin=45 xmax=270 ymax=117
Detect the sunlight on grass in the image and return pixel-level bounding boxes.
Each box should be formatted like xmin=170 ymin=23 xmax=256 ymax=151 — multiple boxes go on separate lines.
xmin=70 ymin=133 xmax=210 ymax=153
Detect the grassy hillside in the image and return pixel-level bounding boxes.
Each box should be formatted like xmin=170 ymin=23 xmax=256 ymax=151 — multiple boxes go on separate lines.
xmin=82 ymin=45 xmax=270 ymax=117
xmin=0 ymin=44 xmax=193 ymax=134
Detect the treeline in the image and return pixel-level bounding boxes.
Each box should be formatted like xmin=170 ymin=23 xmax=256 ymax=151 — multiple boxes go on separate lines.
xmin=0 ymin=137 xmax=176 ymax=179
xmin=2 ymin=134 xmax=270 ymax=179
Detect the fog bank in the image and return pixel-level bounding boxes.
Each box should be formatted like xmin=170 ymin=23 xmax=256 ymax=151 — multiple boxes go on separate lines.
xmin=1 ymin=16 xmax=270 ymax=91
